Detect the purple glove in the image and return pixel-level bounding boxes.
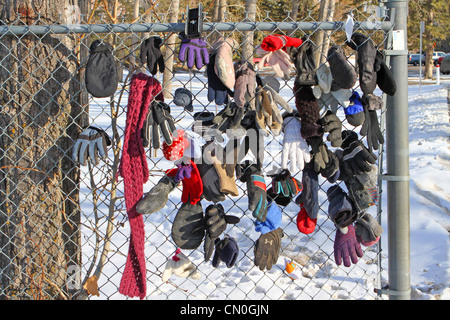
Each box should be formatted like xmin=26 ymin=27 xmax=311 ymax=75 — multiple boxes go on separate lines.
xmin=179 ymin=37 xmax=210 ymax=69
xmin=333 ymin=225 xmax=363 ymax=267
xmin=175 ymin=163 xmax=193 ymax=182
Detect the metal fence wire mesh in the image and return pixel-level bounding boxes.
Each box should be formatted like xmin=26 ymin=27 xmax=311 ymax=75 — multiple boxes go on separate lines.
xmin=0 ymin=6 xmax=394 ymax=300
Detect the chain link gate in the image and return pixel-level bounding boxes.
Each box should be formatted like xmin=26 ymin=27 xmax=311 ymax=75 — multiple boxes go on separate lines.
xmin=0 ymin=4 xmax=395 ymax=300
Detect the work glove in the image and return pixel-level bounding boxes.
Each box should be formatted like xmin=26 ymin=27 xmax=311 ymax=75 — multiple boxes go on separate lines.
xmin=318 ymin=110 xmax=343 ymax=148
xmin=234 ymin=61 xmax=256 ymax=108
xmin=333 ymin=225 xmax=363 ymax=267
xmin=238 ymin=162 xmax=268 ymax=222
xmin=142 ymin=101 xmax=177 ymax=150
xmin=254 ymin=227 xmax=283 ymax=271
xmin=281 ymin=114 xmax=311 ymax=173
xmin=178 ymin=32 xmax=209 ymax=69
xmin=255 ymin=88 xmax=283 ymax=135
xmin=212 ymin=235 xmax=239 ymax=268
xmin=202 ymin=204 xmax=240 ymax=262
xmin=341 ymin=130 xmax=377 ymax=176
xmin=140 ymin=36 xmax=165 ymax=75
xmin=161 ymin=249 xmax=201 ymax=282
xmin=72 ymin=126 xmax=111 ymax=166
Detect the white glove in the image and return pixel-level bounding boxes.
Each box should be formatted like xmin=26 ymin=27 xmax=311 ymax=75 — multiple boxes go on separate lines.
xmin=161 ymin=250 xmax=201 ymax=282
xmin=281 ymin=115 xmax=311 ymax=173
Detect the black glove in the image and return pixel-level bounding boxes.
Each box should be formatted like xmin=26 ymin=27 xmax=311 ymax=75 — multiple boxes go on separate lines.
xmin=254 ymin=227 xmax=283 ymax=271
xmin=319 ymin=148 xmax=340 ymax=183
xmin=341 ymin=130 xmax=377 ymax=176
xmin=318 ymin=110 xmax=343 ymax=148
xmin=291 ymin=37 xmax=317 ymax=86
xmin=197 ymin=153 xmax=226 ymax=203
xmin=237 ymin=161 xmax=268 ymax=222
xmin=143 ymin=101 xmax=177 ymax=149
xmin=140 ymin=36 xmax=165 ymax=75
xmin=307 ymin=135 xmax=330 ymax=173
xmin=360 ymin=94 xmax=384 ymax=153
xmin=207 ymin=53 xmax=233 ymax=105
xmin=202 ymin=204 xmax=240 ymax=261
xmin=212 ymin=235 xmax=239 ymax=268
xmin=267 ymin=169 xmax=302 ymax=206
xmin=213 ymin=101 xmax=245 ymax=137
xmin=374 ymin=50 xmax=396 ymax=96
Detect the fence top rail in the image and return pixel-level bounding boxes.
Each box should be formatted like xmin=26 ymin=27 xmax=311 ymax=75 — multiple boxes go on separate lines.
xmin=0 ymin=20 xmax=393 ymax=36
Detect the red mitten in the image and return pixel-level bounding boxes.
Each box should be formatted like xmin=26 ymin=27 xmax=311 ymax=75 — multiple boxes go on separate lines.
xmin=261 ymin=35 xmax=303 ymax=52
xmin=180 ymin=160 xmax=203 ymax=205
xmin=163 ymin=129 xmax=189 ymax=161
xmin=296 ymin=205 xmax=317 ymax=234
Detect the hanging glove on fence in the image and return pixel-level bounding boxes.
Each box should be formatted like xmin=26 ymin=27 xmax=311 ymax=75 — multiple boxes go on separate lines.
xmin=178 ymin=32 xmax=210 ymax=70
xmin=212 ymin=37 xmax=239 ymax=91
xmin=161 ymin=249 xmax=201 ymax=282
xmin=355 ymin=212 xmax=383 ymax=247
xmin=172 ymin=202 xmax=205 ymax=250
xmin=237 ymin=161 xmax=268 ymax=222
xmin=179 ymin=160 xmax=203 ymax=206
xmin=293 ymin=84 xmax=322 ymax=140
xmin=291 ymin=38 xmax=318 ymax=86
xmin=85 ymin=40 xmax=119 ymax=98
xmin=142 ymin=101 xmax=177 ymax=150
xmin=207 ymin=53 xmax=233 ymax=105
xmin=202 ymin=204 xmax=240 ymax=262
xmin=140 ymin=36 xmax=165 ymax=75
xmin=280 ymin=113 xmax=311 ymax=173
xmin=295 ymin=162 xmax=319 ymax=234
xmin=346 ymin=32 xmax=377 ymax=95
xmin=360 ymin=93 xmax=384 ymax=152
xmin=72 ymin=126 xmax=111 ymax=166
xmin=333 ymin=225 xmax=363 ymax=267
xmin=254 ymin=227 xmax=283 ymax=271
xmin=327 ymin=185 xmax=358 ymax=230
xmin=162 ymin=129 xmax=189 ymax=161
xmin=296 ymin=205 xmax=318 ymax=235
xmin=234 ymin=60 xmax=256 ymax=108
xmin=318 ymin=110 xmax=343 ymax=148
xmin=212 ymin=102 xmax=246 ymax=137
xmin=374 ymin=49 xmax=396 ymax=96
xmin=256 ymin=46 xmax=294 ymax=79
xmin=268 ymin=169 xmax=302 ymax=206
xmin=136 ymin=169 xmax=178 ymax=215
xmin=212 ymin=235 xmax=240 ymax=268
xmin=326 ymin=45 xmax=357 ymax=90
xmin=340 ymin=130 xmax=377 ymax=176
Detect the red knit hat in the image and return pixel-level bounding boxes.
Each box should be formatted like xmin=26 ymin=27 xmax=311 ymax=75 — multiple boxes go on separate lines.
xmin=162 ymin=129 xmax=189 ymax=161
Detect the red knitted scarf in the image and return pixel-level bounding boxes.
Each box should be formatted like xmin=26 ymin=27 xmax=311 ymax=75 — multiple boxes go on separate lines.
xmin=118 ymin=72 xmax=163 ymax=299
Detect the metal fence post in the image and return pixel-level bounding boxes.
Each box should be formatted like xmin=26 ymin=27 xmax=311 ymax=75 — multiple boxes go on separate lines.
xmin=385 ymin=0 xmax=411 ymax=300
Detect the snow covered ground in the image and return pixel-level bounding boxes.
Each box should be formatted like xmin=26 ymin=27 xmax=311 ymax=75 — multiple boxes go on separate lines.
xmin=81 ymin=71 xmax=449 ymax=300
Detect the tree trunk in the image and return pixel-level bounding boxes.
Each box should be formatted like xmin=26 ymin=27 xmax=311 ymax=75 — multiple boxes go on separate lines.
xmin=162 ymin=0 xmax=179 ymax=99
xmin=0 ymin=0 xmax=87 ymax=299
xmin=242 ymin=0 xmax=257 ymax=64
xmin=313 ymin=0 xmax=329 ymax=66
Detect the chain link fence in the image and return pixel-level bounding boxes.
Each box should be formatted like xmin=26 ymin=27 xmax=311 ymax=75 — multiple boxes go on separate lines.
xmin=0 ymin=4 xmax=394 ymax=300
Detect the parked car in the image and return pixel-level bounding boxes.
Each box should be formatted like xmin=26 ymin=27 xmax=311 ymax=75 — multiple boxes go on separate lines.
xmin=431 ymin=51 xmax=446 ymax=66
xmin=408 ymin=53 xmax=425 ymax=66
xmin=440 ymin=54 xmax=450 ymax=74
xmin=437 ymin=53 xmax=449 ymax=66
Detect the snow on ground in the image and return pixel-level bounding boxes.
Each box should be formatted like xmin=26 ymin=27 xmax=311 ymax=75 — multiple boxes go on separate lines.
xmin=81 ymin=71 xmax=449 ymax=300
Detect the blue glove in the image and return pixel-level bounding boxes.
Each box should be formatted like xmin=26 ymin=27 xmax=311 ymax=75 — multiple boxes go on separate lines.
xmin=254 ymin=201 xmax=282 ymax=234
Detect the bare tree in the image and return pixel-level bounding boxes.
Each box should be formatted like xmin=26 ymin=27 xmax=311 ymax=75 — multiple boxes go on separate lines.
xmin=162 ymin=0 xmax=180 ymax=99
xmin=0 ymin=0 xmax=88 ymax=299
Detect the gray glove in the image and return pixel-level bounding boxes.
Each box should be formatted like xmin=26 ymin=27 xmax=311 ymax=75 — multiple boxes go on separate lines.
xmin=72 ymin=126 xmax=111 ymax=166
